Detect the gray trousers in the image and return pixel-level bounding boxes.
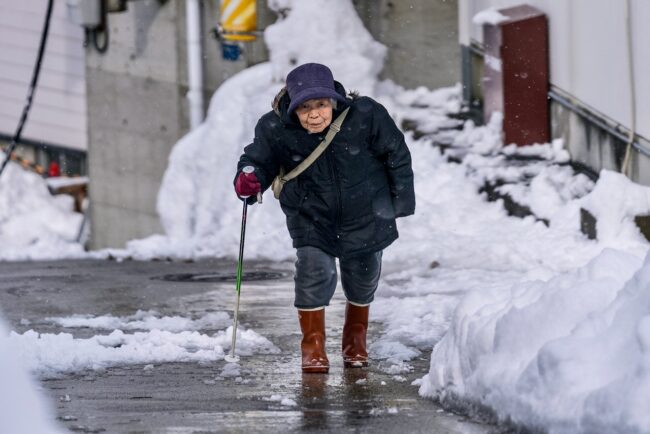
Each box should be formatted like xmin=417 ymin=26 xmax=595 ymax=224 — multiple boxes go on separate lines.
xmin=294 ymin=246 xmax=383 ymax=309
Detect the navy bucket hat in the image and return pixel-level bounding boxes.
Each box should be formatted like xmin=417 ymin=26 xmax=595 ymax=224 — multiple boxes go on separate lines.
xmin=286 ymin=63 xmax=346 ymax=114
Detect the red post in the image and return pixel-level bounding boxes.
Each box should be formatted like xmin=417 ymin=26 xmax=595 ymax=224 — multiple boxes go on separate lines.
xmin=483 ymin=5 xmax=550 ymax=146
xmin=47 ymin=161 xmax=61 ymax=177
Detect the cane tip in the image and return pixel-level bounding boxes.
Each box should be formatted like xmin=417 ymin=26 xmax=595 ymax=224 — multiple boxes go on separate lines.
xmin=224 ymin=354 xmax=240 ymax=363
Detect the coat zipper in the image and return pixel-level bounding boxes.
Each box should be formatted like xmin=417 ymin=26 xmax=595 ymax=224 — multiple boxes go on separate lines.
xmin=325 ymin=148 xmax=342 ymax=232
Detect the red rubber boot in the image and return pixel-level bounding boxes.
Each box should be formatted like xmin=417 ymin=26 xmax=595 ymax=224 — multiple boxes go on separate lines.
xmin=298 ymin=309 xmax=329 ymax=373
xmin=342 ymin=302 xmax=369 ymax=368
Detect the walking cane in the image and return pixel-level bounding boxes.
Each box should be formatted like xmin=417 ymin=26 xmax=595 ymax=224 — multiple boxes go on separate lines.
xmin=225 ymin=166 xmax=261 ymax=363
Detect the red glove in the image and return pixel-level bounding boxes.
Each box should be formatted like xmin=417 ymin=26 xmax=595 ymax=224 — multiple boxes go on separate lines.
xmin=235 ymin=170 xmax=261 ymax=198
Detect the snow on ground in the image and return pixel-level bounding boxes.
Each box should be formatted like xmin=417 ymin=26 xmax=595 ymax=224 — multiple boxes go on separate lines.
xmin=3 ymin=1 xmax=650 ymax=433
xmin=0 ymin=155 xmax=86 ymax=261
xmin=412 ymin=165 xmax=650 ymax=433
xmin=8 ymin=312 xmax=278 ymax=379
xmin=0 ymin=319 xmax=64 ymax=433
xmin=46 ymin=310 xmax=231 ymax=332
xmin=420 ymin=248 xmax=650 ymax=433
xmin=263 ymin=394 xmax=298 ymax=407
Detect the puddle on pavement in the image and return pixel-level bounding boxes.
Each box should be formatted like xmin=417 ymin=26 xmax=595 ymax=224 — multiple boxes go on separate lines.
xmin=153 ymin=270 xmax=289 ymax=283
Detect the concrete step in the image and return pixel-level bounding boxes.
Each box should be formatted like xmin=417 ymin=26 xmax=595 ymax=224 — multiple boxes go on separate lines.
xmin=401 ymin=105 xmax=598 ymax=228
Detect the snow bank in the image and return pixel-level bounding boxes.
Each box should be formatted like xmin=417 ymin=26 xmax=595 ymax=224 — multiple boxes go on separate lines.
xmin=9 ymin=312 xmax=279 ymax=379
xmin=0 ymin=319 xmax=64 ymax=433
xmin=412 ymin=151 xmax=650 ymax=432
xmin=420 ymin=248 xmax=650 ymax=433
xmin=0 ymin=156 xmax=85 ymax=261
xmin=47 ymin=310 xmax=231 ymax=332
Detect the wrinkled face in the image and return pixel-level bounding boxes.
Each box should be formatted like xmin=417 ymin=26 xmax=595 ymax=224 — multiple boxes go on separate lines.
xmin=295 ymin=98 xmax=333 ymax=133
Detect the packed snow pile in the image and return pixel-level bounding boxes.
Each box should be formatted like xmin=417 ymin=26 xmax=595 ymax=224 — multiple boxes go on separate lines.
xmin=0 ymin=156 xmax=85 ymax=261
xmin=8 ymin=312 xmax=278 ymax=379
xmin=420 ymin=247 xmax=650 ymax=433
xmin=409 ymin=120 xmax=650 ymax=432
xmin=581 ymin=170 xmax=650 ymax=249
xmin=495 ymin=164 xmax=594 ymax=222
xmin=47 ymin=310 xmax=231 ymax=332
xmin=0 ymin=318 xmax=64 ymax=434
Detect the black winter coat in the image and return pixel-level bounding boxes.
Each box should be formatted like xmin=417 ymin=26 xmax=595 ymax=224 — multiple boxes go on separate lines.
xmin=236 ymin=82 xmax=415 ymax=258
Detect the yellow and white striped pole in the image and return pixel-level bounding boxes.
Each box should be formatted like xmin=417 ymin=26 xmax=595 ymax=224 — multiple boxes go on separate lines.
xmin=220 ymin=0 xmax=257 ymax=42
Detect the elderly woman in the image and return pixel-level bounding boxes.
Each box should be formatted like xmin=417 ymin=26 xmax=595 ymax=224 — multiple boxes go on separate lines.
xmin=234 ymin=63 xmax=415 ymax=373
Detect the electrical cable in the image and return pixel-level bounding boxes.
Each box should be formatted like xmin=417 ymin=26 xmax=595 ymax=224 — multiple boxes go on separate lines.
xmin=621 ymin=0 xmax=637 ymax=177
xmin=92 ymin=27 xmax=110 ymax=53
xmin=0 ymin=0 xmax=55 ymax=178
xmin=92 ymin=0 xmax=109 ymax=54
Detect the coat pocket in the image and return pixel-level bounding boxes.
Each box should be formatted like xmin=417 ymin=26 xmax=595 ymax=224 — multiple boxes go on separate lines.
xmin=372 ymin=186 xmax=396 ymax=221
xmin=280 ymin=181 xmax=307 ymax=217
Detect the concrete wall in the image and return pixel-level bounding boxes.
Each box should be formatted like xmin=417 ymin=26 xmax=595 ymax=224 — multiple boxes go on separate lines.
xmin=86 ymin=1 xmax=181 ymax=249
xmin=87 ymin=0 xmax=272 ymax=249
xmin=354 ymin=0 xmax=460 ymax=90
xmin=551 ymin=94 xmax=650 ymax=185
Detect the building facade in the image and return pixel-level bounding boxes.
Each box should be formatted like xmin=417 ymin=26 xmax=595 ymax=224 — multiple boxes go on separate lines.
xmin=0 ymin=1 xmax=87 ymax=174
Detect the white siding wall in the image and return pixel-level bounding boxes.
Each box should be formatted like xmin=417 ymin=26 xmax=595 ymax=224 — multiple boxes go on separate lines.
xmin=0 ymin=1 xmax=87 ymax=151
xmin=459 ymin=0 xmax=650 ymax=140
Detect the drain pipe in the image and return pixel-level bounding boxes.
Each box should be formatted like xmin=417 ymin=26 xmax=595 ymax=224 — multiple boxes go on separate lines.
xmin=621 ymin=0 xmax=637 ymax=177
xmin=186 ymin=0 xmax=204 ymax=129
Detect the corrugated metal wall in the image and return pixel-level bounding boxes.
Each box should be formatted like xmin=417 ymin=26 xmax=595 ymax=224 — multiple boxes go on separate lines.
xmin=0 ymin=1 xmax=87 ymax=151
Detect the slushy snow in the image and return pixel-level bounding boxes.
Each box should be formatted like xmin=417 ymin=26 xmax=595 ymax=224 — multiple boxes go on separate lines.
xmin=47 ymin=310 xmax=231 ymax=332
xmin=8 ymin=313 xmax=279 ymax=379
xmin=0 ymin=154 xmax=85 ymax=261
xmin=0 ymin=319 xmax=64 ymax=433
xmin=263 ymin=394 xmax=297 ymax=406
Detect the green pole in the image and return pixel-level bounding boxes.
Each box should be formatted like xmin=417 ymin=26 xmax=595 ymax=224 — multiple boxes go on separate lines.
xmin=227 ymin=198 xmax=248 ymax=362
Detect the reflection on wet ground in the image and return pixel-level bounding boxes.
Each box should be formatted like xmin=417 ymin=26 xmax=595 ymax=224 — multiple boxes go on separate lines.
xmin=0 ymin=259 xmax=496 ymax=433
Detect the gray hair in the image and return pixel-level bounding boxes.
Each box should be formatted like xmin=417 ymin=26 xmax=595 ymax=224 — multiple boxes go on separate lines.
xmin=330 ymin=98 xmax=338 ymax=110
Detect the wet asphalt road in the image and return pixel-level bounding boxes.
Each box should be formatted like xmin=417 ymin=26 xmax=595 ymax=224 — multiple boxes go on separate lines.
xmin=0 ymin=259 xmax=497 ymax=433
